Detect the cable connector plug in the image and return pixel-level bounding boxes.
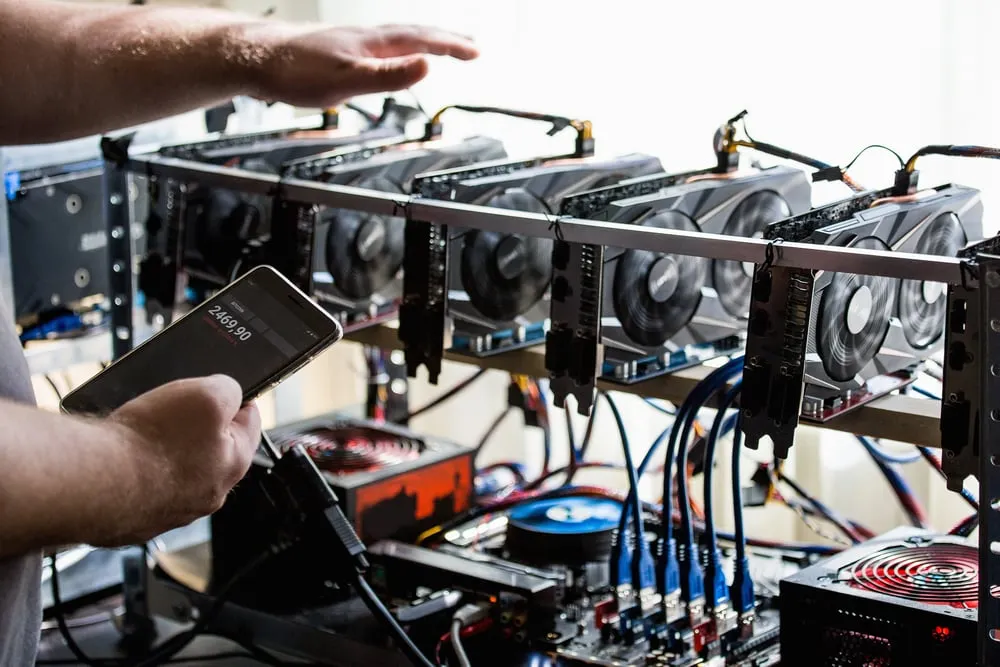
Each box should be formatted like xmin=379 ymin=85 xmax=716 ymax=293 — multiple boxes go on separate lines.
xmin=613 ymin=535 xmax=634 ymax=590
xmin=633 ymin=538 xmax=659 ymax=611
xmin=270 ymin=443 xmax=369 ymax=573
xmin=704 ymin=546 xmax=729 ymax=612
xmin=811 ymin=165 xmax=844 ymax=183
xmin=660 ymin=537 xmax=680 ymax=598
xmin=730 ymin=556 xmax=755 ymax=616
xmin=892 ymin=168 xmax=919 ymax=196
xmin=454 ymin=602 xmax=491 ymax=627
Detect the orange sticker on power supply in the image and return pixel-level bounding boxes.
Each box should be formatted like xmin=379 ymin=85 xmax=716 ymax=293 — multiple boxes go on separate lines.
xmin=354 ymin=455 xmax=473 ymax=542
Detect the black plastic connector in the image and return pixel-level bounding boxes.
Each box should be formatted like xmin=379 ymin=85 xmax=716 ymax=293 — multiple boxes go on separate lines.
xmin=423 ymin=121 xmax=444 ymax=141
xmin=811 ymin=165 xmax=844 ymax=183
xmin=892 ymin=168 xmax=919 ymax=196
xmin=270 ymin=444 xmax=369 ymax=572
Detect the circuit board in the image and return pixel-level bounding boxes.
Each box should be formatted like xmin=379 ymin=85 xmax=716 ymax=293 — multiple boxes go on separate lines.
xmin=554 ymin=610 xmax=780 ymax=666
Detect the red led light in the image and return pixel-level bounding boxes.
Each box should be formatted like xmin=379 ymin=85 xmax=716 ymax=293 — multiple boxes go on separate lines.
xmin=932 ymin=625 xmax=952 ymax=642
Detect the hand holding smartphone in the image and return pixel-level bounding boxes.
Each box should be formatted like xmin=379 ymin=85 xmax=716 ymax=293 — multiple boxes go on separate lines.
xmin=61 ymin=266 xmax=343 ymax=416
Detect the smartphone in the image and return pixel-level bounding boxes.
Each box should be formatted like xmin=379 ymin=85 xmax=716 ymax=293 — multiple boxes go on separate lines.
xmin=61 ymin=266 xmax=343 ymax=415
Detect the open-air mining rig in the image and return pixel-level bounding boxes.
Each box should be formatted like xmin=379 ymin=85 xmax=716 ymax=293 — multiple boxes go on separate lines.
xmin=81 ymin=106 xmax=1000 ymax=666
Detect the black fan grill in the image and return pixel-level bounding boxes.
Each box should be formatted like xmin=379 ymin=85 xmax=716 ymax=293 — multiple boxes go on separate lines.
xmin=612 ymin=210 xmax=709 ymax=347
xmin=279 ymin=425 xmax=422 ymax=475
xmin=190 ymin=157 xmax=276 ymax=277
xmin=460 ymin=189 xmax=553 ymax=321
xmin=324 ymin=174 xmax=405 ymax=299
xmin=817 ymin=236 xmax=896 ymax=382
xmin=712 ymin=190 xmax=791 ymax=318
xmin=843 ymin=542 xmax=978 ymax=607
xmin=898 ymin=212 xmax=966 ymax=349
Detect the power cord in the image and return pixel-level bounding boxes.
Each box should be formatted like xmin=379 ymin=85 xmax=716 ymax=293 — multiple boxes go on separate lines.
xmin=404 ymin=369 xmax=488 ymax=421
xmin=447 ymin=604 xmax=489 ymax=667
xmin=353 ymin=576 xmax=434 ymax=667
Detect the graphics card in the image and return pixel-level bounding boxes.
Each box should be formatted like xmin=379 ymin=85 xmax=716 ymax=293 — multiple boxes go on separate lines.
xmin=428 ymin=154 xmax=664 ymax=357
xmin=781 ymin=527 xmax=976 ymax=666
xmin=209 ymin=414 xmax=473 ymax=612
xmin=139 ymin=110 xmax=410 ymax=323
xmin=599 ymin=166 xmax=811 ymax=383
xmin=761 ymin=184 xmax=983 ymax=423
xmin=301 ymin=136 xmax=507 ymax=332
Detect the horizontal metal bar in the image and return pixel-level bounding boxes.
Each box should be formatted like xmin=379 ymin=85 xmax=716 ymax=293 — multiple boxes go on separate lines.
xmin=127 ymin=154 xmax=966 ymax=283
xmin=132 ymin=155 xmax=280 ymax=195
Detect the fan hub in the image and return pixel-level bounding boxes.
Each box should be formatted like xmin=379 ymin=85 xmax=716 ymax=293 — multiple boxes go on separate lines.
xmin=355 ymin=217 xmax=387 ymax=262
xmin=846 ymin=285 xmax=874 ymax=335
xmin=494 ymin=235 xmax=527 ymax=280
xmin=922 ymin=280 xmax=944 ymax=305
xmin=647 ymin=256 xmax=680 ymax=303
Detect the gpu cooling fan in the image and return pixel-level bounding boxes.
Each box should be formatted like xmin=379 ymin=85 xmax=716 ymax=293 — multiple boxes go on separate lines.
xmin=156 ymin=119 xmax=406 ymax=289
xmin=310 ymin=136 xmax=507 ymax=330
xmin=443 ymin=153 xmax=663 ymax=356
xmin=599 ymin=166 xmax=811 ymax=382
xmin=763 ymin=183 xmax=983 ymax=420
xmin=781 ymin=527 xmax=977 ymax=666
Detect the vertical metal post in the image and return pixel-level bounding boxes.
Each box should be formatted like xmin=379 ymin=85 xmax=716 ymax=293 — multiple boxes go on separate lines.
xmin=978 ymin=254 xmax=1000 ymax=667
xmin=101 ymin=136 xmax=135 ymax=361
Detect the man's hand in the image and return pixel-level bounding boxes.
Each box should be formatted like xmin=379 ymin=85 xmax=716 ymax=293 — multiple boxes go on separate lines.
xmin=244 ymin=23 xmax=479 ymax=108
xmin=103 ymin=375 xmax=261 ymax=545
xmin=0 ymin=2 xmax=480 ymax=144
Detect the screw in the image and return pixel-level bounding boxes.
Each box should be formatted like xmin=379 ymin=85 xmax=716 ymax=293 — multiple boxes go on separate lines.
xmin=109 ymin=193 xmax=123 ymax=206
xmin=987 ymin=270 xmax=1000 ymax=288
xmin=992 ymin=319 xmax=1000 ymax=333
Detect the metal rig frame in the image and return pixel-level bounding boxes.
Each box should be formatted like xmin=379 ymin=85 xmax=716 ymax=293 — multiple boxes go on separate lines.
xmin=101 ymin=140 xmax=999 ymax=666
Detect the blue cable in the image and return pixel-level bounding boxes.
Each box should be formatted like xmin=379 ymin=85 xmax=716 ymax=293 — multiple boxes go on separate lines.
xmin=910 ymin=386 xmax=941 ymax=401
xmin=604 ymin=394 xmax=655 ymax=596
xmin=702 ymin=382 xmax=742 ymax=611
xmin=674 ymin=363 xmax=743 ymax=605
xmin=866 ymin=439 xmax=922 ymax=465
xmin=660 ymin=357 xmax=743 ymax=607
xmin=644 ymin=398 xmax=676 ymax=416
xmin=729 ymin=403 xmax=753 ymax=614
xmin=857 ymin=436 xmax=927 ymax=528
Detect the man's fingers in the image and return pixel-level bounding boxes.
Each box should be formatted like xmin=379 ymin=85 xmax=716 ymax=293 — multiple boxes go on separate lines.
xmin=230 ymin=403 xmax=263 ymax=456
xmin=347 ymin=55 xmax=429 ymax=95
xmin=366 ymin=25 xmax=479 ymax=61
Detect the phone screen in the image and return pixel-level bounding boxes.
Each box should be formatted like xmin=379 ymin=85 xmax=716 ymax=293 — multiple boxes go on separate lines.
xmin=62 ymin=266 xmax=343 ymax=415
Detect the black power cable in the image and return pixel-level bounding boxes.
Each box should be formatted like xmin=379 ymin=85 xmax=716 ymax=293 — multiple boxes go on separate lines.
xmin=403 ymin=369 xmax=488 ymax=421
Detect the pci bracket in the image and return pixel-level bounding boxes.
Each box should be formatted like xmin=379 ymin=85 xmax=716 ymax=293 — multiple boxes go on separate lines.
xmin=740 ymin=263 xmax=814 ymax=459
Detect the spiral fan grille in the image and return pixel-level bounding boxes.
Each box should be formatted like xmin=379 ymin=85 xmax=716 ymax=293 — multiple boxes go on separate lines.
xmin=844 ymin=543 xmax=978 ymax=607
xmin=192 ymin=157 xmax=277 ymax=276
xmin=899 ymin=212 xmax=966 ymax=349
xmin=324 ymin=174 xmax=405 ymax=299
xmin=612 ymin=210 xmax=708 ymax=347
xmin=713 ymin=190 xmax=791 ymax=318
xmin=818 ymin=237 xmax=895 ymax=383
xmin=460 ymin=189 xmax=553 ymax=321
xmin=279 ymin=426 xmax=422 ymax=475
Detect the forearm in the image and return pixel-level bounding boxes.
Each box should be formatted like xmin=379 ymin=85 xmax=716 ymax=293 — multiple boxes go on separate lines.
xmin=0 ymin=400 xmax=141 ymax=557
xmin=0 ymin=0 xmax=270 ymax=144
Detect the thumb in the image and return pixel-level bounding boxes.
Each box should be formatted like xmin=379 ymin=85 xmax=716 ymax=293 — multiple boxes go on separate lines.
xmin=199 ymin=374 xmax=244 ymax=422
xmin=348 ymin=55 xmax=429 ymax=95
